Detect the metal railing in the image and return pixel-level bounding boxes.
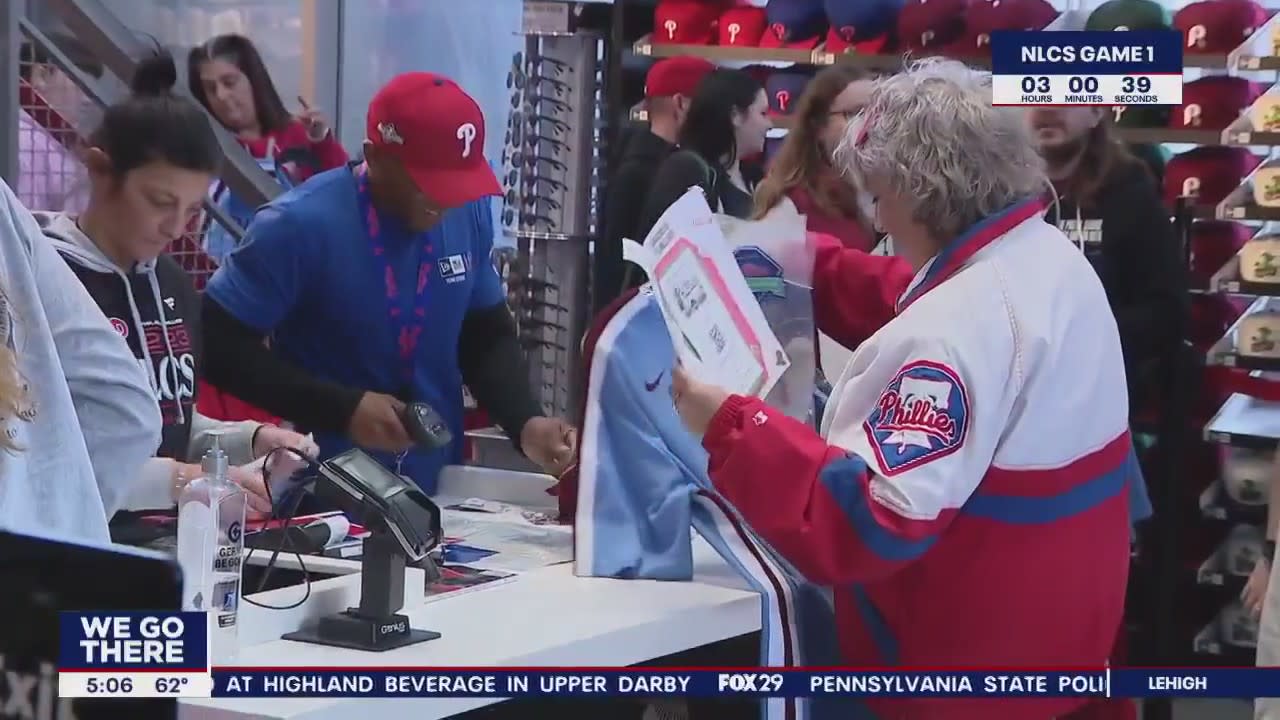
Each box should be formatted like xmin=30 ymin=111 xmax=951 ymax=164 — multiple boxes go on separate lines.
xmin=11 ymin=0 xmax=295 ymax=288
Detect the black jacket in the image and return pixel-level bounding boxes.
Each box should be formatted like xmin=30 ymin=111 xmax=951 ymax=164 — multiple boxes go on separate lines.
xmin=1051 ymin=159 xmax=1186 ymax=405
xmin=596 ymin=125 xmax=675 ymax=313
xmin=637 ymin=149 xmax=756 ymax=242
xmin=38 ymin=213 xmax=200 ymax=461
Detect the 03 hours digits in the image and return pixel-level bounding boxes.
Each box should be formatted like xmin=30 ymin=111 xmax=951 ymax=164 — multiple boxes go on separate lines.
xmin=86 ymin=677 xmax=134 ymax=694
xmin=1121 ymin=76 xmax=1152 ymax=94
xmin=1021 ymin=76 xmax=1050 ymax=94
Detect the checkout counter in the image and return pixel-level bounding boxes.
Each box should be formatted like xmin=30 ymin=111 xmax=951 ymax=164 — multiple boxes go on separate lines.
xmin=179 ymin=466 xmax=762 ymax=720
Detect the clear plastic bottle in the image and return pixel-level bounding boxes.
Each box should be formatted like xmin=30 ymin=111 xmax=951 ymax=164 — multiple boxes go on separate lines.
xmin=176 ymin=437 xmax=247 ymax=664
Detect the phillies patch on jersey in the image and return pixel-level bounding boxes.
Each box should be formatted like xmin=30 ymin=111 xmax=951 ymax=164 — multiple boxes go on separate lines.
xmin=574 ymin=290 xmax=864 ymax=720
xmin=864 ymin=360 xmax=969 ymax=475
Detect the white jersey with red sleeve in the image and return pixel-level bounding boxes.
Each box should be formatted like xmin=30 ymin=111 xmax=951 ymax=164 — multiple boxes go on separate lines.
xmin=701 ymin=197 xmax=1138 ymax=719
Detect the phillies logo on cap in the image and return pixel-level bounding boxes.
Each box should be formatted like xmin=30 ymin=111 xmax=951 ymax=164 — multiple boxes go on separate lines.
xmin=378 ymin=122 xmax=404 ymax=145
xmin=839 ymin=26 xmax=856 ymax=42
xmin=109 ymin=318 xmax=129 ymax=338
xmin=1184 ymin=105 xmax=1202 ymax=128
xmin=664 ymin=18 xmax=678 ymax=39
xmin=1183 ymin=177 xmax=1202 ymax=197
xmin=456 ymin=122 xmax=477 ymax=158
xmin=1187 ymin=24 xmax=1207 ymax=48
xmin=1112 ymin=106 xmax=1127 ymax=122
xmin=727 ymin=22 xmax=742 ymax=43
xmin=771 ymin=22 xmax=786 ymax=40
xmin=775 ymin=90 xmax=791 ymax=112
xmin=921 ymin=30 xmax=935 ymax=47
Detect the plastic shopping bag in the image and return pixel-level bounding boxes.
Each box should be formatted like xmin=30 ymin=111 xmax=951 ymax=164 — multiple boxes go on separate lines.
xmin=718 ymin=199 xmax=818 ymax=423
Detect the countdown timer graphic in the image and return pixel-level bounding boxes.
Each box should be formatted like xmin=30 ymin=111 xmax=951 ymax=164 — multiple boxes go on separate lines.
xmin=990 ymin=31 xmax=1183 ymax=106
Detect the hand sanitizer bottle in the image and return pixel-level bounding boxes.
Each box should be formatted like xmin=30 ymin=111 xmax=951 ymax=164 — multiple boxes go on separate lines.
xmin=176 ymin=436 xmax=247 ymax=664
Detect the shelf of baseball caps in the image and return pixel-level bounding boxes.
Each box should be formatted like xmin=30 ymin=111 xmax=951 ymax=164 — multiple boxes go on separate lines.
xmin=1205 ymin=388 xmax=1280 ymax=448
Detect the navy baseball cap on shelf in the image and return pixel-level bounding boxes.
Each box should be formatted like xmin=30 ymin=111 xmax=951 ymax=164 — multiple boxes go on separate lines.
xmin=825 ymin=0 xmax=905 ymax=53
xmin=766 ymin=72 xmax=810 ymax=115
xmin=760 ymin=0 xmax=828 ymax=49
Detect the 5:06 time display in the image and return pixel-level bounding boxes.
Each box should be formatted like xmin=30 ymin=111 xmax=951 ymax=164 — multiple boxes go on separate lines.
xmin=85 ymin=677 xmax=134 ymax=694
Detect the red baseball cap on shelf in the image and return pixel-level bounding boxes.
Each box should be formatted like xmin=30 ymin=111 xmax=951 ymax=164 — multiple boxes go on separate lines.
xmin=1175 ymin=0 xmax=1268 ymax=54
xmin=1172 ymin=76 xmax=1265 ymax=130
xmin=366 ymin=72 xmax=498 ymax=208
xmin=965 ymin=0 xmax=1058 ymax=55
xmin=645 ymin=56 xmax=716 ymax=98
xmin=1189 ymin=220 xmax=1254 ymax=287
xmin=653 ymin=0 xmax=722 ymax=45
xmin=1163 ymin=146 xmax=1262 ymax=207
xmin=759 ymin=0 xmax=828 ymax=49
xmin=720 ymin=6 xmax=768 ymax=46
xmin=897 ymin=0 xmax=971 ymax=54
xmin=824 ymin=0 xmax=900 ymax=54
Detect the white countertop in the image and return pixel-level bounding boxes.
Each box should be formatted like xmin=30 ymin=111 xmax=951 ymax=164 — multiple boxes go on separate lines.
xmin=181 ymin=468 xmax=762 ymax=719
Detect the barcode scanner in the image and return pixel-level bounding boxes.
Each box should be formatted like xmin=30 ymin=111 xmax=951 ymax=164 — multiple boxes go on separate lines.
xmin=399 ymin=402 xmax=453 ymax=451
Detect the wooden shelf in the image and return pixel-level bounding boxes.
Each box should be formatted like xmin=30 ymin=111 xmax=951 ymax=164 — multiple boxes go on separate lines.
xmin=630 ymin=35 xmax=988 ymax=71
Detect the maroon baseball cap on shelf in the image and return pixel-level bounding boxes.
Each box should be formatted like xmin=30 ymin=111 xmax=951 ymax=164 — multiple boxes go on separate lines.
xmin=653 ymin=0 xmax=722 ymax=45
xmin=1189 ymin=220 xmax=1254 ymax=287
xmin=1172 ymin=76 xmax=1265 ymax=130
xmin=645 ymin=56 xmax=716 ymax=98
xmin=720 ymin=6 xmax=769 ymax=46
xmin=897 ymin=0 xmax=971 ymax=54
xmin=1163 ymin=146 xmax=1262 ymax=207
xmin=966 ymin=0 xmax=1058 ymax=55
xmin=760 ymin=0 xmax=828 ymax=49
xmin=1175 ymin=0 xmax=1268 ymax=53
xmin=366 ymin=72 xmax=498 ymax=208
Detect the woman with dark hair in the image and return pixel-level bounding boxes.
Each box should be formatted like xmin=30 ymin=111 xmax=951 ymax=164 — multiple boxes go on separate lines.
xmin=189 ymin=34 xmax=348 ymax=183
xmin=1028 ymin=106 xmax=1186 ymax=407
xmin=753 ymin=63 xmax=876 ymax=251
xmin=637 ymin=68 xmax=770 ymax=236
xmin=31 ymin=50 xmax=313 ymax=532
xmin=189 ymin=33 xmax=348 ymax=426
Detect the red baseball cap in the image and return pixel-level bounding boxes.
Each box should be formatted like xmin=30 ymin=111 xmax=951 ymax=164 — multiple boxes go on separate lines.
xmin=897 ymin=0 xmax=971 ymax=54
xmin=1172 ymin=76 xmax=1265 ymax=130
xmin=654 ymin=0 xmax=721 ymax=45
xmin=366 ymin=72 xmax=499 ymax=208
xmin=719 ymin=6 xmax=768 ymax=46
xmin=645 ymin=56 xmax=716 ymax=98
xmin=1175 ymin=0 xmax=1268 ymax=53
xmin=1189 ymin=220 xmax=1253 ymax=286
xmin=966 ymin=0 xmax=1058 ymax=55
xmin=1163 ymin=146 xmax=1262 ymax=207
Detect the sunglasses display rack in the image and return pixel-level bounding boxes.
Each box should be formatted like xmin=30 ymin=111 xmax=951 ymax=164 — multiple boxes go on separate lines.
xmin=500 ymin=30 xmax=606 ymax=421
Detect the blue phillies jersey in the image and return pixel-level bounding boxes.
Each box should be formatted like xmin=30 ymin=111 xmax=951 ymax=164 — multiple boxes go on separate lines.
xmin=573 ymin=290 xmax=868 ymax=720
xmin=206 ymin=166 xmax=505 ymax=494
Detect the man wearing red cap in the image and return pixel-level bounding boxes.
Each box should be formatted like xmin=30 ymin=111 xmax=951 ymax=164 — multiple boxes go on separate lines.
xmin=596 ymin=56 xmax=713 ymax=313
xmin=202 ymin=72 xmax=576 ymax=495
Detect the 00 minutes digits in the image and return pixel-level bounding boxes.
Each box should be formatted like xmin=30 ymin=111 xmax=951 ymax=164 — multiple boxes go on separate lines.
xmin=85 ymin=677 xmax=134 ymax=694
xmin=1121 ymin=76 xmax=1152 ymax=94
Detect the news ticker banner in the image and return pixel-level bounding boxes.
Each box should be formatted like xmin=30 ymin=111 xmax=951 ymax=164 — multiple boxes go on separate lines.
xmin=54 ymin=612 xmax=1280 ymax=700
xmin=990 ymin=31 xmax=1182 ymax=107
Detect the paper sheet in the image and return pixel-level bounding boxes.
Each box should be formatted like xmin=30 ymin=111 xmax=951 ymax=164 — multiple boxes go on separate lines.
xmin=623 ymin=189 xmax=790 ymax=398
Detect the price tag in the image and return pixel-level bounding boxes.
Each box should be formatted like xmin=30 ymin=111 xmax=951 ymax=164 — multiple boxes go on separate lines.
xmin=523 ymin=1 xmax=569 ymax=35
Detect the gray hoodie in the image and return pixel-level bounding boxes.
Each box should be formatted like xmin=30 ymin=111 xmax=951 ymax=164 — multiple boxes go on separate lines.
xmin=37 ymin=212 xmax=260 ymax=510
xmin=0 ymin=180 xmax=160 ymax=544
